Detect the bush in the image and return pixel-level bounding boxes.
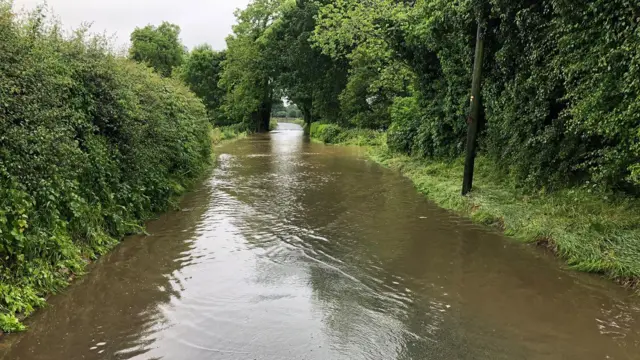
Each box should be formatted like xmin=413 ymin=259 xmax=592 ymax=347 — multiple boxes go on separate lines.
xmin=393 ymin=0 xmax=640 ymax=191
xmin=209 ymin=125 xmax=247 ymax=146
xmin=310 ymin=123 xmax=343 ymax=143
xmin=0 ymin=3 xmax=211 ymax=331
xmin=269 ymin=118 xmax=278 ymax=131
xmin=174 ymin=45 xmax=226 ymax=124
xmin=310 ymin=122 xmax=385 ymax=147
xmin=387 ymin=96 xmax=421 ymax=154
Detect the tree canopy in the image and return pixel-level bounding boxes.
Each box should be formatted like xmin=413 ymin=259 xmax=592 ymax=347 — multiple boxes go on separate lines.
xmin=128 ymin=0 xmax=640 ymax=193
xmin=129 ymin=22 xmax=186 ymax=77
xmin=175 ymin=45 xmax=228 ymax=124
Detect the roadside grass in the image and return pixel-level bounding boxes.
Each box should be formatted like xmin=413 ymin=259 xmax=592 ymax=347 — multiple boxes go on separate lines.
xmin=209 ymin=125 xmax=247 ymax=147
xmin=269 ymin=118 xmax=279 ymax=131
xmin=311 ymin=123 xmax=640 ymax=288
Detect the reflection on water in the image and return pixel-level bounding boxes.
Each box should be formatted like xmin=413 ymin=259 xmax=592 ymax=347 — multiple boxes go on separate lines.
xmin=2 ymin=123 xmax=640 ymax=360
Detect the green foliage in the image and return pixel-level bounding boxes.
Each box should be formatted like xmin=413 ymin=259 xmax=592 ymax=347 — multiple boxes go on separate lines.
xmin=0 ymin=3 xmax=211 ymax=330
xmin=286 ymin=106 xmax=302 ymax=119
xmin=310 ymin=123 xmax=343 ymax=143
xmin=387 ymin=96 xmax=421 ymax=155
xmin=391 ymin=0 xmax=640 ymax=191
xmin=271 ymin=102 xmax=302 ymax=119
xmin=271 ymin=99 xmax=286 ymax=117
xmin=481 ymin=0 xmax=640 ymax=191
xmin=0 ymin=313 xmax=26 ymax=333
xmin=218 ymin=0 xmax=285 ymax=132
xmin=129 ymin=22 xmax=185 ymax=77
xmin=269 ymin=118 xmax=279 ymax=131
xmin=209 ymin=126 xmax=247 ymax=147
xmin=310 ymin=0 xmax=640 ymax=192
xmin=217 ymin=0 xmax=350 ymax=130
xmin=313 ymin=0 xmax=414 ymax=130
xmin=388 ymin=0 xmax=475 ymax=158
xmin=310 ymin=122 xmax=385 ymax=147
xmin=266 ymin=0 xmax=349 ymax=126
xmin=286 ymin=104 xmax=303 ymax=118
xmin=175 ymin=45 xmax=228 ymax=125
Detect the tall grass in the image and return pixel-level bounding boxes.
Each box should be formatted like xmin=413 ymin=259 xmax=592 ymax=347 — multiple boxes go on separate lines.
xmin=209 ymin=125 xmax=247 ymax=147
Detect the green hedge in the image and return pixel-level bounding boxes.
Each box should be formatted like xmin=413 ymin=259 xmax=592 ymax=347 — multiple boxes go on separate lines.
xmin=310 ymin=123 xmax=385 ymax=147
xmin=0 ymin=4 xmax=211 ymax=331
xmin=384 ymin=0 xmax=640 ymax=191
xmin=310 ymin=123 xmax=343 ymax=143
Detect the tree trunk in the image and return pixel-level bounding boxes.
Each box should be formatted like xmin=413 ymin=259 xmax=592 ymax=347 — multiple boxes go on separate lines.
xmin=255 ymin=82 xmax=272 ymax=133
xmin=259 ymin=101 xmax=271 ymax=133
xmin=251 ymin=111 xmax=261 ymax=133
xmin=462 ymin=22 xmax=485 ymax=196
xmin=302 ymin=101 xmax=312 ymax=135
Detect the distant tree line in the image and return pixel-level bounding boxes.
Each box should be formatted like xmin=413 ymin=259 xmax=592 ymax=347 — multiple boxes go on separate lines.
xmin=271 ymin=101 xmax=303 ymax=119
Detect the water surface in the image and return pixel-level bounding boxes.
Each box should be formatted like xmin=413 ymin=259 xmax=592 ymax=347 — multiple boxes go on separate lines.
xmin=2 ymin=122 xmax=639 ymax=359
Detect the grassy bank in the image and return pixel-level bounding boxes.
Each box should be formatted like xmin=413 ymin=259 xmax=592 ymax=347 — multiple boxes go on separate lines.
xmin=310 ymin=123 xmax=640 ymax=289
xmin=210 ymin=125 xmax=247 ymax=147
xmin=310 ymin=123 xmax=385 ymax=146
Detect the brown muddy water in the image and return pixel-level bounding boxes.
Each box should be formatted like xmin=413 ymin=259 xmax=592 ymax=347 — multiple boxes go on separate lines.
xmin=1 ymin=122 xmax=640 ymax=359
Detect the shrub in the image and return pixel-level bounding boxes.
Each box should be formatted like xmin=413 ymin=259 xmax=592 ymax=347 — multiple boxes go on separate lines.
xmin=0 ymin=3 xmax=211 ymax=331
xmin=387 ymin=96 xmax=421 ymax=155
xmin=310 ymin=122 xmax=385 ymax=147
xmin=396 ymin=0 xmax=640 ymax=191
xmin=310 ymin=123 xmax=343 ymax=143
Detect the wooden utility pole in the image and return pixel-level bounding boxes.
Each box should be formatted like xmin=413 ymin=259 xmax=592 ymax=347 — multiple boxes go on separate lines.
xmin=462 ymin=21 xmax=485 ymax=195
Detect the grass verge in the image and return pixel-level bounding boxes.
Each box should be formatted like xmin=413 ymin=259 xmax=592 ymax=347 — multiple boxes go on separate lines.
xmin=311 ymin=123 xmax=640 ymax=289
xmin=209 ymin=125 xmax=247 ymax=147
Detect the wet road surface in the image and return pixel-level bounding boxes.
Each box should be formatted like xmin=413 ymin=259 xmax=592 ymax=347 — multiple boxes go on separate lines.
xmin=2 ymin=122 xmax=640 ymax=359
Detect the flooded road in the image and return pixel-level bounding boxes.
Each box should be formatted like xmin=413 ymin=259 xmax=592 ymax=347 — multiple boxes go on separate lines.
xmin=2 ymin=123 xmax=640 ymax=359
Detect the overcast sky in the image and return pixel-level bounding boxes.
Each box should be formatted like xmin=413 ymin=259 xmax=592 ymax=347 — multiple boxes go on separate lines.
xmin=12 ymin=0 xmax=251 ymax=50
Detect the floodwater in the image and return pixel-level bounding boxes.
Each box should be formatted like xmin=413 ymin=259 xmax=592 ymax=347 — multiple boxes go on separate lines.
xmin=2 ymin=122 xmax=640 ymax=360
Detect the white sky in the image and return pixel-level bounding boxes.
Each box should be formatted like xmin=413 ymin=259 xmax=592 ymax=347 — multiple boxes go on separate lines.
xmin=12 ymin=0 xmax=251 ymax=50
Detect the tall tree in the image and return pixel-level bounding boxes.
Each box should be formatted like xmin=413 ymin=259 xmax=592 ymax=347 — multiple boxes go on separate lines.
xmin=175 ymin=45 xmax=227 ymax=124
xmin=219 ymin=0 xmax=283 ymax=132
xmin=267 ymin=0 xmax=349 ymax=130
xmin=312 ymin=0 xmax=414 ymax=130
xmin=129 ymin=22 xmax=185 ymax=77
